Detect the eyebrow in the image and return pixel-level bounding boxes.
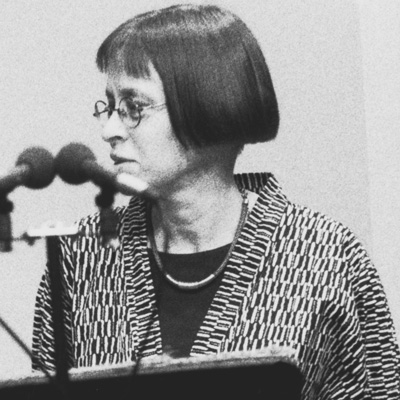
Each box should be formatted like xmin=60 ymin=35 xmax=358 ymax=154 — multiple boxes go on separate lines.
xmin=105 ymin=88 xmax=153 ymax=102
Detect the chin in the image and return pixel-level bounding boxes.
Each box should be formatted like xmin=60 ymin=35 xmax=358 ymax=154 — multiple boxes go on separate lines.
xmin=115 ymin=169 xmax=153 ymax=198
xmin=116 ymin=162 xmax=139 ymax=175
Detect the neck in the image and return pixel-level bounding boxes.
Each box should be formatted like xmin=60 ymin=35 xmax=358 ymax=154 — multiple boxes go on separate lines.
xmin=150 ymin=169 xmax=245 ymax=254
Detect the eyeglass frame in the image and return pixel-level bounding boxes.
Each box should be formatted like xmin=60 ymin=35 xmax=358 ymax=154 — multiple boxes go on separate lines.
xmin=93 ymin=97 xmax=167 ymax=129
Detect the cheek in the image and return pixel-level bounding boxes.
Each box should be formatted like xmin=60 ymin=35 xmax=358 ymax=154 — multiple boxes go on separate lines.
xmin=141 ymin=121 xmax=188 ymax=170
xmin=149 ymin=138 xmax=188 ymax=173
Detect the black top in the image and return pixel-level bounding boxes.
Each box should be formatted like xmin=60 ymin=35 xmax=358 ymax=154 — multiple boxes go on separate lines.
xmin=148 ymin=243 xmax=231 ymax=358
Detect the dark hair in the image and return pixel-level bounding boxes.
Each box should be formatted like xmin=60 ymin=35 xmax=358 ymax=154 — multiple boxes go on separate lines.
xmin=96 ymin=4 xmax=279 ymax=148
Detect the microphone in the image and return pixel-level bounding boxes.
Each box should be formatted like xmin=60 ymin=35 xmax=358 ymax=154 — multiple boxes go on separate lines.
xmin=55 ymin=143 xmax=116 ymax=189
xmin=0 ymin=147 xmax=55 ymax=194
xmin=0 ymin=147 xmax=55 ymax=251
xmin=55 ymin=142 xmax=149 ymax=196
xmin=55 ymin=143 xmax=119 ymax=248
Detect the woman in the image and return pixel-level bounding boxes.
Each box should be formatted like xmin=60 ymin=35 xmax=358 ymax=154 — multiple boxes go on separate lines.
xmin=32 ymin=4 xmax=400 ymax=399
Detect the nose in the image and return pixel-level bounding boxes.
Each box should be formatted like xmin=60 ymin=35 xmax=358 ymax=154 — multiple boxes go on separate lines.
xmin=101 ymin=111 xmax=129 ymax=144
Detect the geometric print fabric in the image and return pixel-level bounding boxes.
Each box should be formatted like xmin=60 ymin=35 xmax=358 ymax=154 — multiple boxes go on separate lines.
xmin=32 ymin=172 xmax=400 ymax=399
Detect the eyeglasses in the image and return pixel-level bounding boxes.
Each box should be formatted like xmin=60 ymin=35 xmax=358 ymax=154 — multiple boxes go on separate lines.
xmin=93 ymin=97 xmax=166 ymax=129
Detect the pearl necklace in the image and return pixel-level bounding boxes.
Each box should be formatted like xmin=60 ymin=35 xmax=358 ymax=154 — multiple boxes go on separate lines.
xmin=147 ymin=193 xmax=249 ymax=290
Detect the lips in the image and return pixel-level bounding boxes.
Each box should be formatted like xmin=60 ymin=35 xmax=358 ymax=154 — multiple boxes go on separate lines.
xmin=110 ymin=154 xmax=133 ymax=165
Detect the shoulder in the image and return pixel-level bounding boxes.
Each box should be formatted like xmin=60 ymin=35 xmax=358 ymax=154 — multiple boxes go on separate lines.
xmin=71 ymin=196 xmax=144 ymax=234
xmin=281 ymin=201 xmax=350 ymax=241
xmin=237 ymin=171 xmax=367 ymax=259
xmin=76 ymin=204 xmax=127 ymax=231
xmin=238 ymin=171 xmax=366 ymax=261
xmin=274 ymin=201 xmax=371 ymax=277
xmin=59 ymin=197 xmax=144 ymax=252
xmin=64 ymin=195 xmax=145 ymax=241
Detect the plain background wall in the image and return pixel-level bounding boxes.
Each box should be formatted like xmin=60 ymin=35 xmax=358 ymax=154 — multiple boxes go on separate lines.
xmin=0 ymin=0 xmax=398 ymax=378
xmin=357 ymin=0 xmax=400 ymax=338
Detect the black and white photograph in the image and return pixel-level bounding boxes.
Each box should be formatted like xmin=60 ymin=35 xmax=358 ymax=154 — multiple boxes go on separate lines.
xmin=0 ymin=1 xmax=399 ymax=399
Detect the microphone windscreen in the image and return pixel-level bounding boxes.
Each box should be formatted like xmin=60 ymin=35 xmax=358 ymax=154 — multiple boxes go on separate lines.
xmin=16 ymin=147 xmax=55 ymax=189
xmin=55 ymin=143 xmax=96 ymax=184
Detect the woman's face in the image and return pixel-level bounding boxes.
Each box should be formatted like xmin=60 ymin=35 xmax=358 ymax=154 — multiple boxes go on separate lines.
xmin=102 ymin=65 xmax=200 ymax=198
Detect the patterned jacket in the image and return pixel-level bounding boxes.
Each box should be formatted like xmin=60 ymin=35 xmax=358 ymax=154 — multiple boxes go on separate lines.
xmin=32 ymin=173 xmax=400 ymax=399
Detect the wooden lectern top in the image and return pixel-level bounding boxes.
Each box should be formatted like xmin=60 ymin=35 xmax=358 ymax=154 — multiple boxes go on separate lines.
xmin=0 ymin=347 xmax=303 ymax=400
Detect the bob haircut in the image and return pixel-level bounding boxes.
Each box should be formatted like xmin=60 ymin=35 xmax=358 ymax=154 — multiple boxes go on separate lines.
xmin=96 ymin=4 xmax=279 ymax=148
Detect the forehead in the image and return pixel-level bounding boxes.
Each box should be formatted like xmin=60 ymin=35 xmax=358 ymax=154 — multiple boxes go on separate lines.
xmin=105 ymin=64 xmax=165 ymax=103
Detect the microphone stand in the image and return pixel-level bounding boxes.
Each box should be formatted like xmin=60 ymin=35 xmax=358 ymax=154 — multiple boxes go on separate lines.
xmin=23 ymin=178 xmax=117 ymax=398
xmin=0 ymin=194 xmax=13 ymax=252
xmin=26 ymin=223 xmax=79 ymax=400
xmin=95 ymin=184 xmax=119 ymax=249
xmin=46 ymin=234 xmax=70 ymax=399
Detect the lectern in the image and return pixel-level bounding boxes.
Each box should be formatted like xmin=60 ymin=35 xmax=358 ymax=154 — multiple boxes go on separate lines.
xmin=0 ymin=348 xmax=303 ymax=400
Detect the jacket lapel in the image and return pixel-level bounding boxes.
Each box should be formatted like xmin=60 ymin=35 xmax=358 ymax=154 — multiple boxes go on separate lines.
xmin=191 ymin=173 xmax=288 ymax=355
xmin=122 ymin=198 xmax=162 ymax=359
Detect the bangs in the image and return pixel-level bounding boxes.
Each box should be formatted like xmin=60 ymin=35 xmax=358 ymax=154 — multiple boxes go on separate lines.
xmin=96 ymin=24 xmax=151 ymax=79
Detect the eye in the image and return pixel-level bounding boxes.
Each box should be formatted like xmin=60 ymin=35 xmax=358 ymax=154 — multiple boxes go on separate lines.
xmin=125 ymin=98 xmax=146 ymax=110
xmin=121 ymin=98 xmax=145 ymax=120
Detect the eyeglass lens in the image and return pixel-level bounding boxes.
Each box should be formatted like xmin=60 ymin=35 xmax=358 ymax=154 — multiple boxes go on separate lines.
xmin=94 ymin=98 xmax=141 ymax=128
